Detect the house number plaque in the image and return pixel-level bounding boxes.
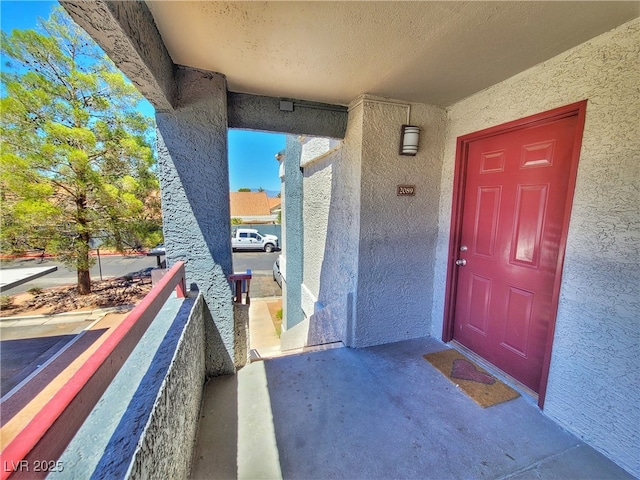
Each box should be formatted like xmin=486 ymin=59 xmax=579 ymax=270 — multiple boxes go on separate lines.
xmin=397 ymin=185 xmax=415 ymax=196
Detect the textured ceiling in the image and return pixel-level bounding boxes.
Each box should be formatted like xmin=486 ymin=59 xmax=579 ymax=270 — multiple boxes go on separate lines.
xmin=146 ymin=1 xmax=639 ymax=107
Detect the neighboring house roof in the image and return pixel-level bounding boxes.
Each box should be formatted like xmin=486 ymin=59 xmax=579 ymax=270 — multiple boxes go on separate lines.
xmin=268 ymin=197 xmax=281 ymax=213
xmin=229 ymin=192 xmax=272 ymax=217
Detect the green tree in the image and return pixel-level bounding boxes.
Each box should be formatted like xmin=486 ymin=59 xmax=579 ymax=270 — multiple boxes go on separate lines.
xmin=238 ymin=188 xmax=251 ymax=192
xmin=0 ymin=7 xmax=160 ymax=294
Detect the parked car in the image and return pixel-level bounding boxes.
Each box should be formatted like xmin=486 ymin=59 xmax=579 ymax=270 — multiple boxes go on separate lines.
xmin=273 ymin=257 xmax=282 ymax=287
xmin=147 ymin=243 xmax=166 ymax=267
xmin=148 ymin=243 xmax=166 ymax=255
xmin=232 ymin=228 xmax=279 ymax=252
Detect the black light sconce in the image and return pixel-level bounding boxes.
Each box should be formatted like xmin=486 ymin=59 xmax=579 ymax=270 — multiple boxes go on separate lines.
xmin=400 ymin=125 xmax=420 ymax=156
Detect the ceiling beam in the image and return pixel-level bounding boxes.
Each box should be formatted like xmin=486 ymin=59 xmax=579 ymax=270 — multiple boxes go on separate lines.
xmin=60 ymin=0 xmax=177 ymax=111
xmin=228 ymin=93 xmax=348 ymax=139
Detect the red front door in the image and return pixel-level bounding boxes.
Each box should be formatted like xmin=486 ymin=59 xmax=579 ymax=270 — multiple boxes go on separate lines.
xmin=448 ymin=103 xmax=586 ymax=394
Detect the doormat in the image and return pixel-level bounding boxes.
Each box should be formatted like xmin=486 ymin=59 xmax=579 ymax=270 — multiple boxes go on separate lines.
xmin=423 ymin=349 xmax=520 ymax=408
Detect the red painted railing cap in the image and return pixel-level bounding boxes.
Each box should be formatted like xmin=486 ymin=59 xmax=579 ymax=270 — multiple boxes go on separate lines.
xmin=228 ymin=273 xmax=252 ymax=280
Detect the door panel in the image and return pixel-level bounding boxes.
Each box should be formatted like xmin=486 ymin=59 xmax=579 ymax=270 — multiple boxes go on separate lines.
xmin=452 ymin=114 xmax=581 ymax=392
xmin=502 ymin=286 xmax=534 ymax=356
xmin=467 ymin=274 xmax=491 ymax=334
xmin=474 ymin=186 xmax=501 ymax=257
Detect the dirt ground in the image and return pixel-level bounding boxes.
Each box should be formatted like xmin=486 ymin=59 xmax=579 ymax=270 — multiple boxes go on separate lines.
xmin=1 ymin=273 xmax=280 ymax=318
xmin=0 ymin=277 xmax=152 ymax=317
xmin=266 ymin=298 xmax=283 ymax=337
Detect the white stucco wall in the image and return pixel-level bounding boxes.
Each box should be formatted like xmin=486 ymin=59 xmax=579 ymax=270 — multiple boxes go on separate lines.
xmin=432 ymin=19 xmax=640 ymax=476
xmin=302 ymin=146 xmax=334 ymax=301
xmin=354 ymin=97 xmax=446 ymax=347
xmin=301 ymin=113 xmax=362 ymax=345
xmin=300 ymin=98 xmax=447 ymax=348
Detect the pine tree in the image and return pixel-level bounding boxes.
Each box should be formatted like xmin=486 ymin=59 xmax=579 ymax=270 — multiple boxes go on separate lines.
xmin=0 ymin=7 xmax=160 ymax=294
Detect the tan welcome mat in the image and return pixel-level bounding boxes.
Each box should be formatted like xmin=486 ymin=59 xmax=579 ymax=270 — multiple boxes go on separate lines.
xmin=423 ymin=349 xmax=520 ymax=408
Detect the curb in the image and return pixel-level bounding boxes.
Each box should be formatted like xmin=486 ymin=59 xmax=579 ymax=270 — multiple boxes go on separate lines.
xmin=238 ymin=270 xmax=273 ymax=276
xmin=0 ymin=252 xmax=147 ymax=260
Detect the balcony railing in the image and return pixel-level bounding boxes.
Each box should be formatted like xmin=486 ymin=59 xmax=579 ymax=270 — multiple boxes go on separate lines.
xmin=1 ymin=262 xmax=187 ymax=480
xmin=229 ymin=271 xmax=252 ymax=304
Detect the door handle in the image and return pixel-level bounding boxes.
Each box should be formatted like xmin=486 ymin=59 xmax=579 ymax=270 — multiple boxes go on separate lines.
xmin=455 ymin=259 xmax=467 ymax=266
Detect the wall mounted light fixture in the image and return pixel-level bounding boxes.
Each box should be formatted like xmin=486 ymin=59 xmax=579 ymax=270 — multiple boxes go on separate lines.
xmin=400 ymin=125 xmax=420 ymax=156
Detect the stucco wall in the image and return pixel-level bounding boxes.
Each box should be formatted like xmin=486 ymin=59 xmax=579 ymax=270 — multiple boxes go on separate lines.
xmin=302 ymin=148 xmax=333 ymax=299
xmin=228 ymin=92 xmax=348 ymax=138
xmin=281 ymin=135 xmax=304 ymax=331
xmin=128 ymin=294 xmax=206 ymax=480
xmin=53 ymin=295 xmax=203 ymax=480
xmin=301 ymin=138 xmax=345 ymax=300
xmin=354 ymin=97 xmax=446 ymax=347
xmin=300 ymin=107 xmax=362 ymax=346
xmin=156 ymin=67 xmax=236 ymax=375
xmin=299 ymin=97 xmax=447 ymax=348
xmin=432 ymin=19 xmax=640 ymax=476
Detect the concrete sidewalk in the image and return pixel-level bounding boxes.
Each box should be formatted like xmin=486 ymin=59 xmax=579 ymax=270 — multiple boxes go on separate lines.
xmin=190 ymin=337 xmax=633 ymax=479
xmin=0 ymin=265 xmax=58 ymax=292
xmin=248 ymin=298 xmax=281 ymax=359
xmin=0 ymin=306 xmax=129 ymax=326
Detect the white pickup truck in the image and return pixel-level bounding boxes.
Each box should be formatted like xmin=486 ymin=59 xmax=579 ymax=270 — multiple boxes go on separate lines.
xmin=231 ymin=228 xmax=279 ymax=252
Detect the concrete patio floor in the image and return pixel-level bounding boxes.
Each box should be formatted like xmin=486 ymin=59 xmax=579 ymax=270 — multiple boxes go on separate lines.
xmin=190 ymin=337 xmax=633 ymax=480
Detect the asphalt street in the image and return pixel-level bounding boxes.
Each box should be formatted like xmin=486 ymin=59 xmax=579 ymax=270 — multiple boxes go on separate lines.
xmin=0 ymin=255 xmax=158 ymax=294
xmin=1 ymin=319 xmax=95 ymax=395
xmin=0 ymin=251 xmax=280 ymax=294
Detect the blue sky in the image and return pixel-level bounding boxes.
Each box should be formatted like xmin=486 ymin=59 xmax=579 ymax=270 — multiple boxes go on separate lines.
xmin=1 ymin=0 xmax=285 ymax=194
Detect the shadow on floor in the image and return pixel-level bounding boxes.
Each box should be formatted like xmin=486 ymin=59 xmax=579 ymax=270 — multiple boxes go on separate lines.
xmin=190 ymin=375 xmax=238 ymax=480
xmin=1 ymin=329 xmax=108 ymax=422
xmin=191 ymin=337 xmax=634 ymax=479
